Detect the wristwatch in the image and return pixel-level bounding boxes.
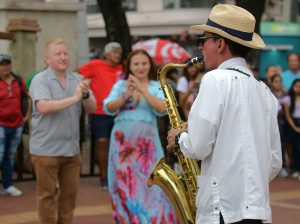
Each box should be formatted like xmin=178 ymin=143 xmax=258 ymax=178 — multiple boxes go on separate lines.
xmin=82 ymin=92 xmax=90 ymax=100
xmin=175 ymin=131 xmax=187 ymax=147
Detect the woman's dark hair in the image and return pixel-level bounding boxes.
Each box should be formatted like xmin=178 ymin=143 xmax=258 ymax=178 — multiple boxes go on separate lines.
xmin=182 ymin=57 xmax=200 ymax=82
xmin=124 ymin=49 xmax=157 ymax=80
xmin=270 ymin=74 xmax=282 ymax=83
xmin=288 ymin=79 xmax=300 ymax=114
xmin=166 ymin=67 xmax=179 ymax=82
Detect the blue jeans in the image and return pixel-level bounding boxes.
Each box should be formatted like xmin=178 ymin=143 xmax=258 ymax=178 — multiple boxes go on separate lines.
xmin=0 ymin=125 xmax=24 ymax=188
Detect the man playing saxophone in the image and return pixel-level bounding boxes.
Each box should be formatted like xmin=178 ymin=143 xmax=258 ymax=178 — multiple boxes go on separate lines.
xmin=167 ymin=4 xmax=282 ymax=224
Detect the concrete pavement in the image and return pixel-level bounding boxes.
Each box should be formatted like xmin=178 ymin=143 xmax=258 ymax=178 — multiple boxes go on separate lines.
xmin=0 ymin=176 xmax=300 ymax=224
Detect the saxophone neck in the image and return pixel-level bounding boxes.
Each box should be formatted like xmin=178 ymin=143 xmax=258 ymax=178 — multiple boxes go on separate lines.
xmin=158 ymin=63 xmax=186 ymax=85
xmin=158 ymin=56 xmax=203 ymax=84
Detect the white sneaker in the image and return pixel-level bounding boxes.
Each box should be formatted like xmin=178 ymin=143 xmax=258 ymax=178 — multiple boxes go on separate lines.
xmin=3 ymin=186 xmax=23 ymax=197
xmin=278 ymin=168 xmax=289 ymax=178
xmin=292 ymin=172 xmax=300 ymax=179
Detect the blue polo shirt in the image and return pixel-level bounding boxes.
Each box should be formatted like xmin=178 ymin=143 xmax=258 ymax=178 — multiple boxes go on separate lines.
xmin=282 ymin=69 xmax=300 ymax=90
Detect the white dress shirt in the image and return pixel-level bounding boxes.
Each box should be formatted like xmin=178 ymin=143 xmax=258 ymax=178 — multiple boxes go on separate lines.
xmin=178 ymin=57 xmax=282 ymax=224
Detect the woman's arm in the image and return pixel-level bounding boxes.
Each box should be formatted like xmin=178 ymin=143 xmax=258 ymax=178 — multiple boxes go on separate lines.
xmin=128 ymin=75 xmax=165 ymax=113
xmin=104 ymin=80 xmax=133 ymax=114
xmin=105 ymin=96 xmax=127 ymax=113
xmin=142 ymin=89 xmax=165 ymax=113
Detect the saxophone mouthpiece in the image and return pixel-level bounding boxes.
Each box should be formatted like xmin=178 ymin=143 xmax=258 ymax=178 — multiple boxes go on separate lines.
xmin=186 ymin=56 xmax=203 ymax=67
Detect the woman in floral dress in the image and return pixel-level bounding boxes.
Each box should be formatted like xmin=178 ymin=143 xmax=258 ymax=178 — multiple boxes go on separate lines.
xmin=103 ymin=49 xmax=178 ymax=223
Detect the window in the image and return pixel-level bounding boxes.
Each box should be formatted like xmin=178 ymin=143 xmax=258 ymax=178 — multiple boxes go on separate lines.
xmin=164 ymin=0 xmax=212 ymax=9
xmin=84 ymin=0 xmax=136 ymax=14
xmin=164 ymin=0 xmax=176 ymax=9
xmin=122 ymin=0 xmax=137 ymax=11
xmin=85 ymin=0 xmax=100 ymax=14
xmin=180 ymin=0 xmax=203 ymax=8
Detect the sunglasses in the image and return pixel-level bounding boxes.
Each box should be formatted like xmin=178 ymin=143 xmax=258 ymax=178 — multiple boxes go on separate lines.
xmin=0 ymin=54 xmax=11 ymax=64
xmin=196 ymin=35 xmax=220 ymax=47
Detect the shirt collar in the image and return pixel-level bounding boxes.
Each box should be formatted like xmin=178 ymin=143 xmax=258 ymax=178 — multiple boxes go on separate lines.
xmin=0 ymin=73 xmax=16 ymax=81
xmin=218 ymin=57 xmax=253 ymax=77
xmin=46 ymin=67 xmax=75 ymax=80
xmin=218 ymin=57 xmax=247 ymax=70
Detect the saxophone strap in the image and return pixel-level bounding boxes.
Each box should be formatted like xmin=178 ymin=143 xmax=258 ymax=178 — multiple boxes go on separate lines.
xmin=226 ymin=68 xmax=261 ymax=81
xmin=226 ymin=68 xmax=250 ymax=77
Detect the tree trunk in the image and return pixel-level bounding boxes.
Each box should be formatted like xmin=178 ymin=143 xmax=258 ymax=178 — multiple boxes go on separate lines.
xmin=235 ymin=0 xmax=265 ymax=34
xmin=236 ymin=0 xmax=266 ymax=71
xmin=97 ymin=0 xmax=132 ymax=60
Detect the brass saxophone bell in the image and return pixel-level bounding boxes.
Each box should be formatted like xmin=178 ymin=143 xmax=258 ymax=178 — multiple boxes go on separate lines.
xmin=148 ymin=57 xmax=202 ymax=224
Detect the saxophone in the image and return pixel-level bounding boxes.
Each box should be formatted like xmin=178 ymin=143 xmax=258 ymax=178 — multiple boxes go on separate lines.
xmin=148 ymin=56 xmax=203 ymax=224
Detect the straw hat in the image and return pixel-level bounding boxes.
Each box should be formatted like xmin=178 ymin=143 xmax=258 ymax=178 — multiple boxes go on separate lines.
xmin=191 ymin=4 xmax=265 ymax=49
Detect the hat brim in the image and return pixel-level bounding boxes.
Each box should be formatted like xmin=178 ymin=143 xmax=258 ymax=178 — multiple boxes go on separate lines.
xmin=191 ymin=24 xmax=265 ymax=49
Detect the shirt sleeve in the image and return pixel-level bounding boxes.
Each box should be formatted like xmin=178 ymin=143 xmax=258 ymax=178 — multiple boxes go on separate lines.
xmin=29 ymin=74 xmax=52 ymax=105
xmin=179 ymin=74 xmax=223 ymax=160
xmin=150 ymin=81 xmax=167 ymax=117
xmin=269 ymin=96 xmax=283 ymax=181
xmin=281 ymin=95 xmax=290 ymax=106
xmin=77 ymin=62 xmax=94 ymax=79
xmin=176 ymin=76 xmax=188 ymax=93
xmin=103 ymin=80 xmax=126 ymax=115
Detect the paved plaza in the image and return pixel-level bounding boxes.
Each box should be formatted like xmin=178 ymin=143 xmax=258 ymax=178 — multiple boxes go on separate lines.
xmin=0 ymin=176 xmax=299 ymax=224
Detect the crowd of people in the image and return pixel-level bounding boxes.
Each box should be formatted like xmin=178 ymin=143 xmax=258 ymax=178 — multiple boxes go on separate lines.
xmin=260 ymin=53 xmax=300 ymax=179
xmin=0 ymin=3 xmax=300 ymax=224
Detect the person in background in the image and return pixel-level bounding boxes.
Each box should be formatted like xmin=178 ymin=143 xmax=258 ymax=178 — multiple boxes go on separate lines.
xmin=264 ymin=64 xmax=277 ymax=85
xmin=176 ymin=57 xmax=201 ymax=119
xmin=275 ymin=64 xmax=283 ymax=76
xmin=29 ymin=38 xmax=96 ymax=224
xmin=269 ymin=74 xmax=289 ymax=177
xmin=167 ymin=67 xmax=180 ymax=92
xmin=78 ymin=42 xmax=123 ymax=190
xmin=282 ymin=53 xmax=300 ymax=90
xmin=157 ymin=68 xmax=179 ymax=165
xmin=88 ymin=47 xmax=100 ymax=60
xmin=167 ymin=4 xmax=282 ymax=224
xmin=282 ymin=79 xmax=300 ymax=180
xmin=103 ymin=49 xmax=178 ymax=223
xmin=185 ymin=71 xmax=205 ymax=114
xmin=0 ymin=54 xmax=31 ymax=197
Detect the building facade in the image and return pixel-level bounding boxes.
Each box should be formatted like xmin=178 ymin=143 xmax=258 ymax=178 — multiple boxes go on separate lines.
xmin=84 ymin=0 xmax=300 ymax=72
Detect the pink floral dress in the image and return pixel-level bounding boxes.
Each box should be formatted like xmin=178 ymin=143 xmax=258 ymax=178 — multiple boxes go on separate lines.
xmin=104 ymin=80 xmax=178 ymax=224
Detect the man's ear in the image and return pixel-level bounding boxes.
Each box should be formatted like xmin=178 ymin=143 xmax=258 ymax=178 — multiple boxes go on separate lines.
xmin=217 ymin=38 xmax=226 ymax=53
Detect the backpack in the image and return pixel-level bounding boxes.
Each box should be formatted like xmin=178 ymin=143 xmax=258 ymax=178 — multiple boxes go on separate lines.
xmin=13 ymin=74 xmax=29 ymax=117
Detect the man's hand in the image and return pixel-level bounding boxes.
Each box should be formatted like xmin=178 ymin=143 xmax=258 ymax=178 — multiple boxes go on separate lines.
xmin=80 ymin=78 xmax=91 ymax=98
xmin=166 ymin=123 xmax=188 ymax=152
xmin=74 ymin=85 xmax=83 ymax=101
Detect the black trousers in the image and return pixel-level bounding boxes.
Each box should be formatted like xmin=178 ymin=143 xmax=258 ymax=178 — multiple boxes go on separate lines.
xmin=220 ymin=213 xmax=263 ymax=224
